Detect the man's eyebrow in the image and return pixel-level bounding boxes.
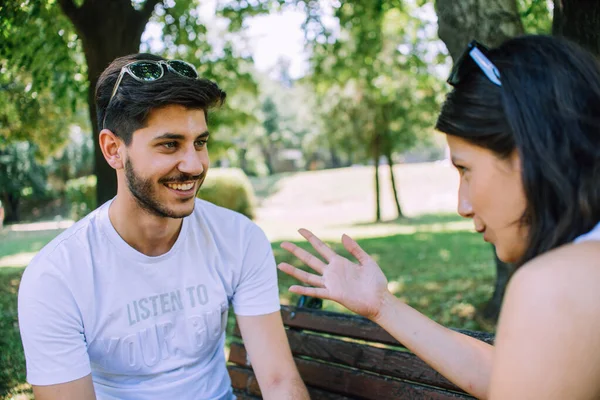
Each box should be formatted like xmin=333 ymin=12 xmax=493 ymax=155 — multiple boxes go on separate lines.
xmin=153 ymin=133 xmax=185 ymax=141
xmin=152 ymin=131 xmax=210 ymax=141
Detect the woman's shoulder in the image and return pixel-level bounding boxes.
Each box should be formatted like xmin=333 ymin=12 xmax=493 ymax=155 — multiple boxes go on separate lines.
xmin=501 ymin=240 xmax=600 ymax=329
xmin=490 ymin=241 xmax=600 ymax=398
xmin=518 ymin=240 xmax=600 ymax=281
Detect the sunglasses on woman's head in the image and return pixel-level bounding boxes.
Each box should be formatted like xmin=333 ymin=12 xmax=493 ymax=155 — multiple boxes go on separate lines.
xmin=103 ymin=59 xmax=199 ymax=129
xmin=447 ymin=40 xmax=502 ymax=87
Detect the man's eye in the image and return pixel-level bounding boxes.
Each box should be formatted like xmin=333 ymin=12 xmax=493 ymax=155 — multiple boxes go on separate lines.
xmin=195 ymin=140 xmax=208 ymax=147
xmin=163 ymin=142 xmax=177 ymax=149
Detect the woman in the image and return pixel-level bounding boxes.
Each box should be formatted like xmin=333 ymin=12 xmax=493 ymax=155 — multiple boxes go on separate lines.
xmin=278 ymin=35 xmax=600 ymax=399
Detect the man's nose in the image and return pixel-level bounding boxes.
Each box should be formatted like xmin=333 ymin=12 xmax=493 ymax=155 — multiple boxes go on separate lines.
xmin=178 ymin=146 xmax=205 ymax=177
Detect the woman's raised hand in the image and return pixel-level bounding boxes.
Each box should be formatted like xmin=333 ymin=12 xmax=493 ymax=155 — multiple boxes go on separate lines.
xmin=278 ymin=229 xmax=390 ymax=320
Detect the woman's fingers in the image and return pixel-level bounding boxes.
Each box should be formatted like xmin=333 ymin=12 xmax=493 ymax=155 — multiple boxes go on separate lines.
xmin=342 ymin=234 xmax=371 ymax=265
xmin=298 ymin=228 xmax=337 ymax=262
xmin=289 ymin=285 xmax=330 ymax=300
xmin=280 ymin=241 xmax=327 ymax=274
xmin=278 ymin=262 xmax=325 ymax=288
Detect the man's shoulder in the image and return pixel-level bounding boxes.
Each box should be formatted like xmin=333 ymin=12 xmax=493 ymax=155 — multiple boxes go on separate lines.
xmin=191 ymin=198 xmax=267 ymax=244
xmin=25 ymin=207 xmax=104 ymax=275
xmin=193 ymin=197 xmax=250 ymax=218
xmin=193 ymin=198 xmax=256 ymax=228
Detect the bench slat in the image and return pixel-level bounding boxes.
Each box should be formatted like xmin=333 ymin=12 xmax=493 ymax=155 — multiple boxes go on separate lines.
xmin=228 ymin=306 xmax=491 ymax=399
xmin=280 ymin=306 xmax=494 ymax=346
xmin=232 ymin=389 xmax=261 ymax=400
xmin=229 ymin=364 xmax=259 ymax=393
xmin=232 ymin=306 xmax=493 ymax=346
xmin=229 ymin=365 xmax=355 ymax=399
xmin=229 ymin=343 xmax=474 ymax=399
xmin=285 ymin=329 xmax=463 ymax=392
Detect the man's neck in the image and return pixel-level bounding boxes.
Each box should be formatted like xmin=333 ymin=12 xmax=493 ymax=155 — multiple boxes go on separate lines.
xmin=108 ymin=194 xmax=183 ymax=257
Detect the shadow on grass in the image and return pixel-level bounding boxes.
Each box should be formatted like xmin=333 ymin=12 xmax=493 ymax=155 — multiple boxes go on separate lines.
xmin=348 ymin=212 xmax=466 ymax=227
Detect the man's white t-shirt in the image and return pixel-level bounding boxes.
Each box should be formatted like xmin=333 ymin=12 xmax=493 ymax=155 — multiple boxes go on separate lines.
xmin=18 ymin=198 xmax=280 ymax=399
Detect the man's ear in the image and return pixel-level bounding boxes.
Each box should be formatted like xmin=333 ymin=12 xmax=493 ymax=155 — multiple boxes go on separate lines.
xmin=99 ymin=129 xmax=124 ymax=170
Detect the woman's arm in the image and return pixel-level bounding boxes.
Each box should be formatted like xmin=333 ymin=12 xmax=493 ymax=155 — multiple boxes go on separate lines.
xmin=374 ymin=292 xmax=493 ymax=399
xmin=279 ymin=229 xmax=493 ymax=399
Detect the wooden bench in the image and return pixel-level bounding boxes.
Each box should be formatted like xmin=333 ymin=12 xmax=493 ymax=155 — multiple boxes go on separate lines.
xmin=227 ymin=303 xmax=494 ymax=399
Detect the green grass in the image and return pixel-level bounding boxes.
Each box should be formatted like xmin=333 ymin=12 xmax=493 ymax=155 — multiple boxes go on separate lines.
xmin=0 ymin=230 xmax=64 ymax=260
xmin=0 ymin=268 xmax=30 ymax=400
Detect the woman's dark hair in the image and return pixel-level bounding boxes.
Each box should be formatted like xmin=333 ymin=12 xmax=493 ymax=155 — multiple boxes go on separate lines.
xmin=436 ymin=35 xmax=600 ymax=267
xmin=95 ymin=53 xmax=226 ymax=145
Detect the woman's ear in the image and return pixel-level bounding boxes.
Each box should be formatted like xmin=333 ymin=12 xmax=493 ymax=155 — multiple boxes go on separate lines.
xmin=510 ymin=149 xmax=522 ymax=173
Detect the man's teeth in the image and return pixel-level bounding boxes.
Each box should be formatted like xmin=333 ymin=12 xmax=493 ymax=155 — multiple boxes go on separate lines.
xmin=166 ymin=182 xmax=194 ymax=191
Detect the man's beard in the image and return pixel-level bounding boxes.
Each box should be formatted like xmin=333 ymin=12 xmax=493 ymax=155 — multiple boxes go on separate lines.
xmin=124 ymin=158 xmax=203 ymax=219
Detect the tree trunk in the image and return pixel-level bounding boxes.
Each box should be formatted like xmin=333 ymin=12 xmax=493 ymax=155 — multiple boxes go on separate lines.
xmin=347 ymin=150 xmax=355 ymax=167
xmin=329 ymin=144 xmax=342 ymax=169
xmin=261 ymin=145 xmax=275 ymax=175
xmin=435 ymin=0 xmax=524 ymax=60
xmin=238 ymin=147 xmax=249 ymax=175
xmin=434 ymin=0 xmax=524 ymax=324
xmin=385 ymin=150 xmax=403 ymax=218
xmin=373 ymin=134 xmax=382 ymax=222
xmin=6 ymin=192 xmax=20 ymax=223
xmin=553 ymin=0 xmax=600 ymax=56
xmin=58 ymin=0 xmax=161 ymax=207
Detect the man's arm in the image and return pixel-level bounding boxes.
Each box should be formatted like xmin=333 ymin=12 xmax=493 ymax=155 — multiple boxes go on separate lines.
xmin=237 ymin=311 xmax=309 ymax=400
xmin=18 ymin=261 xmax=94 ymax=398
xmin=32 ymin=375 xmax=96 ymax=400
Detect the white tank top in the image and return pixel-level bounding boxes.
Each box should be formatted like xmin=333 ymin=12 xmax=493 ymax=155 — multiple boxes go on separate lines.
xmin=574 ymin=222 xmax=600 ymax=243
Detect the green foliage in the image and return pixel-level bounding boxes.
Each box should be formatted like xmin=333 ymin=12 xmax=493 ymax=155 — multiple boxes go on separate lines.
xmin=307 ymin=2 xmax=444 ymax=164
xmin=518 ymin=0 xmax=553 ymax=34
xmin=0 ymin=0 xmax=87 ymax=155
xmin=45 ymin=126 xmax=94 ymax=185
xmin=65 ymin=175 xmax=97 ymax=221
xmin=212 ymin=62 xmax=320 ymax=175
xmin=197 ymin=168 xmax=256 ymax=219
xmin=0 ymin=141 xmax=48 ymax=221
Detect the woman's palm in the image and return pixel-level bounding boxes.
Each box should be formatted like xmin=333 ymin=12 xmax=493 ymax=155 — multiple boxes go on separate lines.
xmin=279 ymin=230 xmax=389 ymax=320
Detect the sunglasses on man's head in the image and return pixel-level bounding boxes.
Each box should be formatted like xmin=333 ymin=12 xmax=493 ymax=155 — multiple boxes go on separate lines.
xmin=447 ymin=40 xmax=502 ymax=87
xmin=103 ymin=59 xmax=199 ymax=129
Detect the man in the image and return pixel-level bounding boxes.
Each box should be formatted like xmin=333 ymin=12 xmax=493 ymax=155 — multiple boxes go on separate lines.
xmin=18 ymin=54 xmax=309 ymax=400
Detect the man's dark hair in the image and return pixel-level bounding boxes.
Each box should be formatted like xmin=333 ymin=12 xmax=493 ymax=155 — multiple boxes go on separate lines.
xmin=436 ymin=35 xmax=600 ymax=267
xmin=95 ymin=53 xmax=226 ymax=145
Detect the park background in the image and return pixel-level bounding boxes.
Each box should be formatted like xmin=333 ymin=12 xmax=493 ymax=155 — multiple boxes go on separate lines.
xmin=1 ymin=0 xmax=596 ymax=398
